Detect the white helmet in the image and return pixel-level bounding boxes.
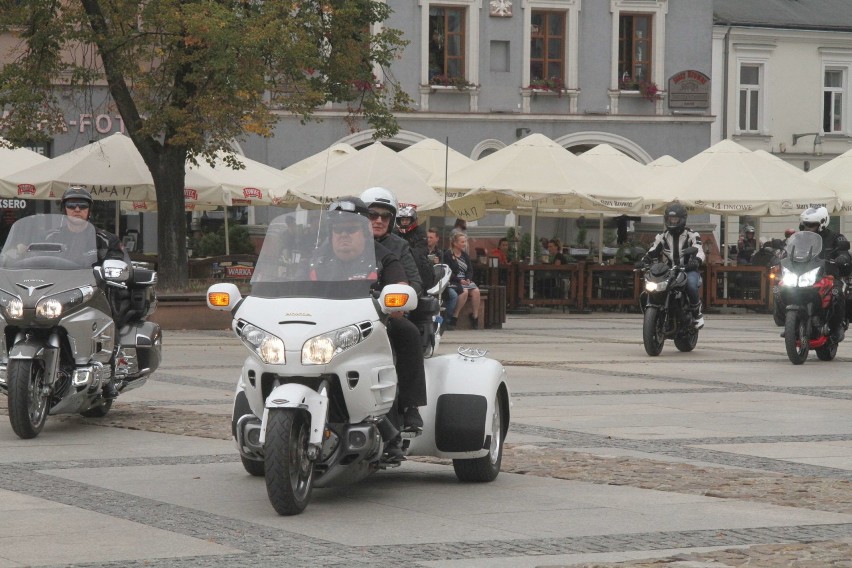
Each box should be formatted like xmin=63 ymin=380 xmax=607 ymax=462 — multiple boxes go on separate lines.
xmin=799 ymin=206 xmax=829 ymax=232
xmin=360 ymin=187 xmax=398 ymax=216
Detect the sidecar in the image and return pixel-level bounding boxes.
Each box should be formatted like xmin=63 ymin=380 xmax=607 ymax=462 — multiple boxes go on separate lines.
xmin=408 ymin=348 xmax=511 ymax=481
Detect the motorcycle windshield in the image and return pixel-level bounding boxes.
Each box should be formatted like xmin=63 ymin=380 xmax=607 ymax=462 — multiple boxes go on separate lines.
xmin=0 ymin=214 xmax=98 ymax=270
xmin=785 ymin=231 xmax=823 ymax=264
xmin=251 ymin=209 xmax=378 ymax=300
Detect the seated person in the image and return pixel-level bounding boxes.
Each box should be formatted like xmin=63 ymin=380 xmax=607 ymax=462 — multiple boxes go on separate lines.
xmin=443 ymin=231 xmax=481 ymax=329
xmin=490 ymin=238 xmax=510 ymax=264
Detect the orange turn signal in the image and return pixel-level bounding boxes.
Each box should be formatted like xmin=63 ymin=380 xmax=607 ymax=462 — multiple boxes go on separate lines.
xmin=768 ymin=273 xmax=776 ymax=280
xmin=384 ymin=293 xmax=409 ymax=308
xmin=208 ymin=292 xmax=231 ymax=307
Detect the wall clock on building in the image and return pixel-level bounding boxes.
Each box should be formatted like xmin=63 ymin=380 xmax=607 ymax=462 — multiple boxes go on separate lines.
xmin=489 ymin=0 xmax=512 ymax=17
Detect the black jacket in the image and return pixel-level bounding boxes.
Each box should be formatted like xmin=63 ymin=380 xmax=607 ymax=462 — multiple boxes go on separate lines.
xmin=377 ymin=232 xmax=423 ymax=295
xmin=816 ymin=227 xmax=851 ymax=276
xmin=396 ymin=224 xmax=435 ymax=292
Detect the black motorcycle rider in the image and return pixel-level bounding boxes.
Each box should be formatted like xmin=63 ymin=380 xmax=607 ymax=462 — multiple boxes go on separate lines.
xmin=328 ymin=197 xmax=427 ymax=436
xmin=797 ymin=206 xmax=851 ymax=343
xmin=639 ymin=202 xmax=706 ymax=329
xmin=52 ymin=186 xmax=130 ymax=399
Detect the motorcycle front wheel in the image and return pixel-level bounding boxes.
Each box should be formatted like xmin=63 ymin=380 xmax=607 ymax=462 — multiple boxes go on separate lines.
xmin=642 ymin=306 xmax=665 ymax=356
xmin=7 ymin=359 xmax=50 ymax=439
xmin=264 ymin=408 xmax=313 ymax=515
xmin=674 ymin=330 xmax=698 ymax=352
xmin=784 ymin=310 xmax=810 ymax=365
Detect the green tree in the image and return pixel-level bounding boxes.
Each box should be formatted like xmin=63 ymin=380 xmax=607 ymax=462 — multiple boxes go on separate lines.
xmin=196 ymin=224 xmax=256 ymax=258
xmin=0 ymin=0 xmax=410 ymax=289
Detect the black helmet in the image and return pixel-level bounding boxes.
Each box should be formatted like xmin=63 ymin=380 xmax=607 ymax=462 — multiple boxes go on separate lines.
xmin=396 ymin=204 xmax=418 ymax=234
xmin=61 ymin=185 xmax=93 ymax=209
xmin=664 ymin=202 xmax=687 ymax=235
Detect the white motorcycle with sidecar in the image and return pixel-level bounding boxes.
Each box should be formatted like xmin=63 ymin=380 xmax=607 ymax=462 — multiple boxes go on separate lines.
xmin=208 ymin=209 xmax=510 ymax=515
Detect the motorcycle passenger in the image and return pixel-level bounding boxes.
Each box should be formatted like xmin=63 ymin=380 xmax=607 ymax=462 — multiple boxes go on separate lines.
xmin=337 ymin=195 xmax=427 ymax=433
xmin=798 ymin=206 xmax=851 ymax=343
xmin=639 ymin=202 xmax=706 ymax=329
xmin=395 ymin=204 xmax=435 ymax=292
xmin=360 ymin=187 xmax=423 ymax=296
xmin=55 ymin=186 xmax=130 ymax=399
xmin=737 ymin=225 xmax=758 ymax=265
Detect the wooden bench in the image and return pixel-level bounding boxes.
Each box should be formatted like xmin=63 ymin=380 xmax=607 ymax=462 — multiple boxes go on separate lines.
xmin=451 ymin=286 xmax=506 ymax=330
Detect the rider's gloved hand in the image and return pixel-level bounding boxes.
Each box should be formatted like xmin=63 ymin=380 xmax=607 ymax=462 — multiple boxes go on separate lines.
xmin=634 ymin=260 xmax=646 ymax=269
xmin=685 ymin=259 xmax=700 ymax=272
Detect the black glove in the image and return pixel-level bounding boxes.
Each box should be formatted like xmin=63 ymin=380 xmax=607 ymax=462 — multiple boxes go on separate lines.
xmin=685 ymin=258 xmax=700 ymax=272
xmin=634 ymin=260 xmax=646 ymax=270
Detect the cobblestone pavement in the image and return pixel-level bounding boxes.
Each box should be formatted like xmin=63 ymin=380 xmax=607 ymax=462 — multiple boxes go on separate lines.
xmin=6 ymin=315 xmax=852 ymax=566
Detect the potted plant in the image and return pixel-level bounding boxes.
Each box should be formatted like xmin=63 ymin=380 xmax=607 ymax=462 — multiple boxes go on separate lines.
xmin=429 ymin=74 xmax=476 ymax=91
xmin=527 ymin=77 xmax=565 ymax=95
xmin=618 ymin=76 xmax=661 ymax=102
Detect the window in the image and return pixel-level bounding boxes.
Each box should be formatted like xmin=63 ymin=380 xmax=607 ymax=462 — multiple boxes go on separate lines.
xmin=618 ymin=14 xmax=652 ymax=86
xmin=738 ymin=64 xmax=761 ymax=132
xmin=429 ymin=7 xmax=465 ymax=82
xmin=824 ymin=69 xmax=845 ymax=133
xmin=530 ymin=11 xmax=565 ymax=85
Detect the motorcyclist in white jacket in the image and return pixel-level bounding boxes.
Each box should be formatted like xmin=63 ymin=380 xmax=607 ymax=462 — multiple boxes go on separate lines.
xmin=640 ymin=202 xmax=706 ymax=329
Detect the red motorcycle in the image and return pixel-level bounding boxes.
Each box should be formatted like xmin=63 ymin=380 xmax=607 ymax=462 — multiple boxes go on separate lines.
xmin=778 ymin=231 xmax=848 ymax=364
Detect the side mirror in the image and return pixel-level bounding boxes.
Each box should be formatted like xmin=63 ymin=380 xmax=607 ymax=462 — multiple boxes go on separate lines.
xmin=379 ymin=284 xmax=418 ymax=314
xmin=102 ymin=259 xmax=130 ymax=282
xmin=207 ymin=283 xmax=242 ymax=311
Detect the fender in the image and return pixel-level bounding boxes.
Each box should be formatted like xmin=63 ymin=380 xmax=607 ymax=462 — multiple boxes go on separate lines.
xmin=258 ymin=383 xmax=328 ymax=447
xmin=9 ymin=338 xmax=60 ymax=386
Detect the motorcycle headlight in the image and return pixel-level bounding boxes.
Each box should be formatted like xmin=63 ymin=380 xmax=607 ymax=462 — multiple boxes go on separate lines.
xmin=240 ymin=323 xmax=285 ymax=364
xmin=645 ymin=280 xmax=667 ymax=292
xmin=780 ymin=267 xmax=798 ymax=287
xmin=797 ymin=267 xmax=821 ymax=287
xmin=302 ymin=325 xmax=363 ymax=365
xmin=35 ymin=286 xmax=93 ymax=320
xmin=0 ymin=289 xmax=22 ymax=319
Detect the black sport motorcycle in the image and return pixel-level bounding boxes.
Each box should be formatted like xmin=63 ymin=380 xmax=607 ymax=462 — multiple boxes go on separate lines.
xmin=638 ymin=246 xmax=701 ymax=356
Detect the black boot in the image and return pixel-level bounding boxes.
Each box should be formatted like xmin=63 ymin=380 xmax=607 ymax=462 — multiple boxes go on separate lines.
xmin=690 ymin=302 xmax=704 ymax=330
xmin=102 ymin=379 xmax=119 ymax=400
xmin=445 ymin=316 xmax=457 ymax=331
xmin=403 ymin=406 xmax=423 ymax=430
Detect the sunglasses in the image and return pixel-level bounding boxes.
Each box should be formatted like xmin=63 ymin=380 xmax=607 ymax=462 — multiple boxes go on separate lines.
xmin=331 ymin=224 xmax=362 ymax=235
xmin=368 ymin=210 xmax=393 ymax=221
xmin=65 ymin=201 xmax=90 ymax=210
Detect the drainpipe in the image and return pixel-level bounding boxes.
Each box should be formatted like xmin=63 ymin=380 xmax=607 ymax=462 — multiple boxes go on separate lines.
xmin=722 ymin=26 xmax=731 ymax=140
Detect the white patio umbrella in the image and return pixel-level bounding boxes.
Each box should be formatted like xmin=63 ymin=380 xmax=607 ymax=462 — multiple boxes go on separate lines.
xmin=805 ymin=147 xmax=852 ymax=213
xmin=399 ymin=138 xmax=474 ymax=190
xmin=579 ymin=144 xmax=650 ymax=185
xmin=646 ymin=154 xmax=681 ymax=173
xmin=285 ymin=142 xmax=445 ymax=211
xmin=280 ymin=143 xmax=356 ymax=179
xmin=0 ymin=142 xmax=49 ymax=179
xmin=445 ymin=133 xmax=642 ymax=277
xmin=638 ymin=139 xmax=839 ymax=216
xmin=0 ymin=132 xmax=157 ymax=201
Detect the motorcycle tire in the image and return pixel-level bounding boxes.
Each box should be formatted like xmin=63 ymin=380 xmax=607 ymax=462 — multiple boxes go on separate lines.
xmin=264 ymin=408 xmax=313 ymax=515
xmin=241 ymin=455 xmax=265 ymax=477
xmin=816 ymin=342 xmax=838 ymax=361
xmin=80 ymin=400 xmax=113 ymax=418
xmin=674 ymin=331 xmax=698 ymax=352
xmin=7 ymin=359 xmax=50 ymax=439
xmin=784 ymin=311 xmax=810 ymax=365
xmin=453 ymin=390 xmax=506 ymax=482
xmin=642 ymin=306 xmax=665 ymax=356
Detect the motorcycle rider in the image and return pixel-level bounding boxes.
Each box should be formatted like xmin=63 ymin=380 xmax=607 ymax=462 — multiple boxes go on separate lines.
xmin=639 ymin=202 xmax=706 ymax=329
xmin=798 ymin=206 xmax=851 ymax=343
xmin=737 ymin=225 xmax=758 ymax=265
xmin=55 ymin=186 xmax=130 ymax=399
xmin=332 ymin=196 xmax=427 ymax=434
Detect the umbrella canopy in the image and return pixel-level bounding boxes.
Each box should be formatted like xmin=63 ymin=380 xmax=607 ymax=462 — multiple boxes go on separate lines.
xmin=646 ymin=154 xmax=681 ymax=171
xmin=0 ymin=132 xmax=157 ymax=201
xmin=806 ymin=148 xmax=852 ymax=213
xmin=280 ymin=143 xmax=356 ymax=179
xmin=444 ymin=133 xmax=643 ymax=214
xmin=185 ymin=152 xmax=313 ymax=207
xmin=285 ymin=142 xmax=444 ymax=210
xmin=638 ymin=139 xmax=839 ymax=215
xmin=399 ymin=138 xmax=474 ymax=190
xmin=579 ymin=144 xmax=650 ymax=186
xmin=0 ymin=142 xmax=49 ymax=177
